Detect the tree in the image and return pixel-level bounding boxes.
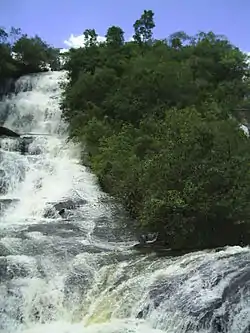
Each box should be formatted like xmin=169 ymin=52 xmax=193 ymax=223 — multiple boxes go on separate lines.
xmin=9 ymin=27 xmax=21 ymax=45
xmin=0 ymin=27 xmax=17 ymax=84
xmin=0 ymin=27 xmax=62 ymax=94
xmin=133 ymin=10 xmax=155 ymax=44
xmin=83 ymin=29 xmax=98 ymax=47
xmin=137 ymin=109 xmax=250 ymax=249
xmin=105 ymin=26 xmax=125 ymax=47
xmin=0 ymin=27 xmax=8 ymax=43
xmin=12 ymin=34 xmax=60 ymax=72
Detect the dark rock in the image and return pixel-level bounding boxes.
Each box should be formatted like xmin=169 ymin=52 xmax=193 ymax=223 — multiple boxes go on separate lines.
xmin=53 ymin=199 xmax=87 ymax=211
xmin=133 ymin=233 xmax=162 ymax=253
xmin=43 ymin=198 xmax=87 ymax=218
xmin=136 ymin=305 xmax=150 ymax=319
xmin=0 ymin=78 xmax=16 ymax=101
xmin=0 ymin=199 xmax=19 ymax=212
xmin=19 ymin=136 xmax=42 ymax=155
xmin=43 ymin=207 xmax=58 ymax=219
xmin=133 ymin=234 xmax=170 ymax=255
xmin=20 ymin=136 xmax=34 ymax=155
xmin=136 ymin=232 xmax=158 ymax=244
xmin=0 ymin=126 xmax=20 ymax=138
xmin=58 ymin=208 xmax=65 ymax=216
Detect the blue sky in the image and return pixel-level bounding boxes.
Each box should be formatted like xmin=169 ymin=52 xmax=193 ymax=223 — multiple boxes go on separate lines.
xmin=1 ymin=0 xmax=249 ymax=52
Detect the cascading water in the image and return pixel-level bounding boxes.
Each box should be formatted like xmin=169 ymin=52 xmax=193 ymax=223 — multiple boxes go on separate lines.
xmin=0 ymin=71 xmax=249 ymax=333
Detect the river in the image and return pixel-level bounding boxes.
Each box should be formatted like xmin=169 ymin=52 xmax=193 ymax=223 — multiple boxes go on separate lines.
xmin=0 ymin=71 xmax=249 ymax=333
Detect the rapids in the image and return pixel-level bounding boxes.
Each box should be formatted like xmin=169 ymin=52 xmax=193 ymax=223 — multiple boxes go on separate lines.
xmin=0 ymin=71 xmax=249 ymax=333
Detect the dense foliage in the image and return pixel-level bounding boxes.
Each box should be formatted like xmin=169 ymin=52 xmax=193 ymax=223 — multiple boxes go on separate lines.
xmin=62 ymin=10 xmax=250 ymax=250
xmin=0 ymin=26 xmax=61 ymax=90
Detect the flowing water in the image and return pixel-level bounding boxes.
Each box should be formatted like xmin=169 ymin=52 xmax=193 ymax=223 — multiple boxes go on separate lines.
xmin=0 ymin=71 xmax=249 ymax=333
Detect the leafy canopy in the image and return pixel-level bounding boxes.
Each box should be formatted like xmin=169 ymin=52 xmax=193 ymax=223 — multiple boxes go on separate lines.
xmin=62 ymin=9 xmax=250 ymax=250
xmin=0 ymin=26 xmax=61 ymax=90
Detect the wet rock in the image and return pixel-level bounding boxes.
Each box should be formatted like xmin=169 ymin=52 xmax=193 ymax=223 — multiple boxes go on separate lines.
xmin=19 ymin=135 xmax=44 ymax=155
xmin=43 ymin=198 xmax=87 ymax=218
xmin=136 ymin=252 xmax=250 ymax=331
xmin=0 ymin=169 xmax=7 ymax=194
xmin=136 ymin=233 xmax=159 ymax=244
xmin=0 ymin=135 xmax=41 ymax=155
xmin=0 ymin=78 xmax=16 ymax=100
xmin=28 ymin=302 xmax=56 ymax=323
xmin=0 ymin=199 xmax=19 ymax=212
xmin=25 ymin=221 xmax=88 ymax=240
xmin=0 ymin=126 xmax=20 ymax=137
xmin=208 ymin=268 xmax=250 ymax=332
xmin=53 ymin=198 xmax=87 ymax=211
xmin=0 ymin=138 xmax=20 ymax=153
xmin=0 ymin=257 xmax=7 ymax=282
xmin=133 ymin=236 xmax=170 ymax=256
xmin=0 ymin=243 xmax=11 ymax=256
xmin=0 ymin=136 xmax=34 ymax=155
xmin=133 ymin=233 xmax=159 ymax=249
xmin=19 ymin=136 xmax=34 ymax=155
xmin=64 ymin=266 xmax=94 ymax=298
xmin=27 ymin=145 xmax=42 ymax=155
xmin=92 ymin=214 xmax=134 ymax=242
xmin=0 ymin=256 xmax=35 ymax=282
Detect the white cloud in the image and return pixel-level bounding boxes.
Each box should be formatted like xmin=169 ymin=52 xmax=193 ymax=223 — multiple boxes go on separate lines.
xmin=63 ymin=33 xmax=106 ymax=49
xmin=63 ymin=32 xmax=134 ymax=50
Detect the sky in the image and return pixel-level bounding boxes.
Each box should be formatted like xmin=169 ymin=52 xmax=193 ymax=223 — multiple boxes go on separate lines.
xmin=1 ymin=0 xmax=250 ymax=52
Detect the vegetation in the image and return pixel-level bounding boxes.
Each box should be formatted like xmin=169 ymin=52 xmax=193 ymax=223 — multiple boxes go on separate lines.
xmin=62 ymin=10 xmax=250 ymax=250
xmin=0 ymin=26 xmax=61 ymax=91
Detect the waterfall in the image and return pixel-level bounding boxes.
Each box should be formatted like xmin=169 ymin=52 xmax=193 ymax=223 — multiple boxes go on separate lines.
xmin=0 ymin=71 xmax=249 ymax=333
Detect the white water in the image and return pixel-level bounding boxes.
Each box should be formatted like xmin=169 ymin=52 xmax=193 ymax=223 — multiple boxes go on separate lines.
xmin=0 ymin=72 xmax=249 ymax=333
